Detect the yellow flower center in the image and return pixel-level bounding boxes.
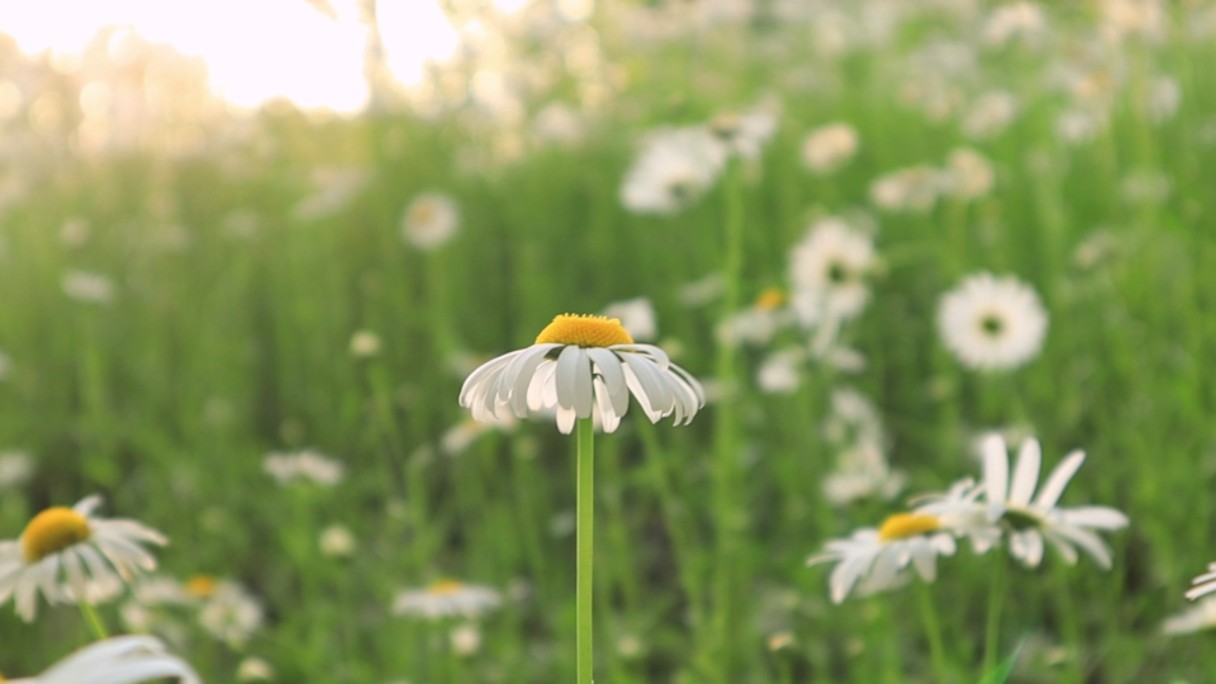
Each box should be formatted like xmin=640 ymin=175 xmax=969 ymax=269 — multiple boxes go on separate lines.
xmin=534 ymin=314 xmax=634 ymax=347
xmin=409 ymin=201 xmax=437 ymax=225
xmin=186 ymin=575 xmax=218 ymax=598
xmin=877 ymin=513 xmax=940 ymax=542
xmin=429 ymin=579 xmax=465 ymax=596
xmin=755 ymin=287 xmax=785 ymax=310
xmin=21 ymin=507 xmax=91 ymax=562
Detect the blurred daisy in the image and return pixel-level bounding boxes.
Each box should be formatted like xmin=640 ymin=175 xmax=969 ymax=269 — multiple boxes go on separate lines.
xmin=401 ymin=192 xmax=460 ymax=250
xmin=262 ymin=449 xmax=345 ymax=487
xmin=709 ymin=102 xmax=779 ymax=161
xmin=601 ymin=297 xmax=657 ymax=342
xmin=1164 ymin=595 xmax=1216 ymax=635
xmin=800 ymin=123 xmax=858 ymax=174
xmin=236 ymin=656 xmax=275 ymax=681
xmin=319 ymin=524 xmax=357 ymax=558
xmin=392 ymin=580 xmax=502 ymax=619
xmin=0 ymin=495 xmax=167 ymax=621
xmin=349 ymin=330 xmax=382 ymax=358
xmin=62 ymin=271 xmax=115 ymax=304
xmin=961 ymin=91 xmax=1019 ymax=139
xmin=194 ymin=577 xmax=265 ymax=649
xmin=440 ymin=415 xmax=516 ymax=455
xmin=978 ymin=435 xmax=1128 ymax=568
xmin=459 ymin=314 xmax=705 ymax=434
xmin=0 ymin=450 xmax=33 ymax=491
xmin=4 ymin=635 xmax=199 ymax=684
xmin=943 ymin=148 xmax=995 ymax=200
xmin=822 ymin=441 xmax=906 ymax=506
xmin=869 ymin=166 xmax=947 ymax=213
xmin=807 ymin=511 xmax=957 ymax=603
xmin=450 ymin=622 xmax=483 ymax=656
xmin=619 ymin=126 xmax=727 ymax=214
xmin=756 ymin=347 xmax=804 ymax=394
xmin=788 ymin=217 xmax=877 ymax=324
xmin=1185 ymin=562 xmax=1216 ymax=602
xmin=716 ymin=287 xmax=792 ymax=347
xmin=937 ymin=273 xmax=1048 ymax=372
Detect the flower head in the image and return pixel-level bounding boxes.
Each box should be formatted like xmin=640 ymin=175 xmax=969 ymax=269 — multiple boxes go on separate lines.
xmin=4 ymin=635 xmax=199 ymax=684
xmin=0 ymin=495 xmax=167 ymax=621
xmin=401 ymin=192 xmax=459 ymax=250
xmin=938 ymin=273 xmax=1048 ymax=372
xmin=1185 ymin=562 xmax=1216 ymax=602
xmin=788 ymin=217 xmax=877 ymax=324
xmin=619 ymin=126 xmax=727 ymax=214
xmin=807 ymin=511 xmax=957 ymax=604
xmin=979 ymin=435 xmax=1127 ymax=568
xmin=459 ymin=314 xmax=705 ymax=434
xmin=392 ymin=579 xmax=502 ymax=620
xmin=801 ymin=123 xmax=858 ymax=173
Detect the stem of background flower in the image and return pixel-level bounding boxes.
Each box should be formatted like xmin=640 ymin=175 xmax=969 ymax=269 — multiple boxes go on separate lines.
xmin=79 ymin=602 xmax=109 ymax=641
xmin=982 ymin=552 xmax=1008 ymax=676
xmin=916 ymin=581 xmax=951 ymax=683
xmin=576 ymin=417 xmax=596 ymax=684
xmin=710 ymin=159 xmax=746 ymax=679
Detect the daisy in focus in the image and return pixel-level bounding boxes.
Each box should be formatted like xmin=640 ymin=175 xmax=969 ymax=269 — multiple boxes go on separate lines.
xmin=392 ymin=579 xmax=502 ymax=620
xmin=937 ymin=272 xmax=1049 ymax=372
xmin=807 ymin=510 xmax=958 ymax=604
xmin=3 ymin=635 xmax=199 ymax=684
xmin=0 ymin=495 xmax=167 ymax=621
xmin=1185 ymin=562 xmax=1216 ymax=602
xmin=977 ymin=435 xmax=1128 ymax=568
xmin=459 ymin=313 xmax=705 ymax=434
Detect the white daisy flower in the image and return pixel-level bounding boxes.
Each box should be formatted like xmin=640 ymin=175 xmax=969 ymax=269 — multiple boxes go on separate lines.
xmin=715 ymin=288 xmax=792 ymax=347
xmin=193 ymin=577 xmax=265 ymax=649
xmin=961 ymin=91 xmax=1019 ymax=139
xmin=709 ymin=103 xmax=779 ymax=161
xmin=1185 ymin=562 xmax=1216 ymax=602
xmin=800 ymin=123 xmax=858 ymax=174
xmin=1164 ymin=595 xmax=1216 ymax=635
xmin=869 ymin=166 xmax=948 ymax=213
xmin=807 ymin=512 xmax=957 ymax=604
xmin=459 ymin=314 xmax=705 ymax=434
xmin=937 ymin=273 xmax=1049 ymax=372
xmin=788 ymin=217 xmax=877 ymax=324
xmin=262 ymin=449 xmax=345 ymax=487
xmin=601 ymin=297 xmax=658 ymax=342
xmin=0 ymin=495 xmax=167 ymax=622
xmin=236 ymin=656 xmax=275 ymax=681
xmin=979 ymin=435 xmax=1128 ymax=568
xmin=0 ymin=451 xmax=33 ymax=491
xmin=943 ymin=148 xmax=995 ymax=200
xmin=62 ymin=271 xmax=115 ymax=304
xmin=3 ymin=635 xmax=199 ymax=684
xmin=822 ymin=441 xmax=906 ymax=506
xmin=401 ymin=192 xmax=459 ymax=250
xmin=619 ymin=126 xmax=727 ymax=215
xmin=392 ymin=580 xmax=502 ymax=620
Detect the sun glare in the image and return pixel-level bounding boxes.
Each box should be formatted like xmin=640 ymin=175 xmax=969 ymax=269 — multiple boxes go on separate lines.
xmin=0 ymin=0 xmax=461 ymax=113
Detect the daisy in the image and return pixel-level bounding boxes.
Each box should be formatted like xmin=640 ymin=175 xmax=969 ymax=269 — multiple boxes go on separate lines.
xmin=619 ymin=126 xmax=727 ymax=214
xmin=869 ymin=166 xmax=948 ymax=213
xmin=1185 ymin=562 xmax=1216 ymax=602
xmin=459 ymin=313 xmax=705 ymax=434
xmin=3 ymin=635 xmax=199 ymax=684
xmin=937 ymin=273 xmax=1048 ymax=372
xmin=715 ymin=287 xmax=793 ymax=347
xmin=808 ymin=511 xmax=958 ymax=604
xmin=788 ymin=217 xmax=877 ymax=324
xmin=392 ymin=579 xmax=502 ymax=620
xmin=262 ymin=449 xmax=345 ymax=487
xmin=62 ymin=271 xmax=115 ymax=304
xmin=1164 ymin=595 xmax=1216 ymax=635
xmin=0 ymin=495 xmax=167 ymax=621
xmin=401 ymin=192 xmax=459 ymax=250
xmin=800 ymin=123 xmax=858 ymax=174
xmin=601 ymin=297 xmax=658 ymax=342
xmin=978 ymin=435 xmax=1128 ymax=568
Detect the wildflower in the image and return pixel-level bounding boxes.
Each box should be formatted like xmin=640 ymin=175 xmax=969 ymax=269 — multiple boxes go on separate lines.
xmin=450 ymin=623 xmax=482 ymax=656
xmin=392 ymin=580 xmax=502 ymax=619
xmin=440 ymin=415 xmax=516 ymax=455
xmin=62 ymin=271 xmax=114 ymax=304
xmin=807 ymin=511 xmax=957 ymax=603
xmin=195 ymin=578 xmax=265 ymax=649
xmin=262 ymin=449 xmax=345 ymax=487
xmin=1185 ymin=562 xmax=1216 ymax=602
xmin=1145 ymin=75 xmax=1181 ymax=123
xmin=0 ymin=495 xmax=167 ymax=621
xmin=716 ymin=287 xmax=792 ymax=347
xmin=709 ymin=102 xmax=779 ymax=161
xmin=788 ymin=217 xmax=877 ymax=324
xmin=800 ymin=123 xmax=858 ymax=174
xmin=459 ymin=314 xmax=704 ymax=434
xmin=961 ymin=91 xmax=1019 ymax=139
xmin=601 ymin=297 xmax=657 ymax=342
xmin=1164 ymin=595 xmax=1216 ymax=635
xmin=982 ymin=2 xmax=1048 ymax=48
xmin=401 ymin=193 xmax=460 ymax=250
xmin=822 ymin=441 xmax=906 ymax=506
xmin=756 ymin=348 xmax=804 ymax=394
xmin=942 ymin=148 xmax=995 ymax=200
xmin=3 ymin=635 xmax=199 ymax=683
xmin=236 ymin=656 xmax=275 ymax=681
xmin=349 ymin=330 xmax=382 ymax=358
xmin=619 ymin=126 xmax=727 ymax=214
xmin=292 ymin=167 xmax=369 ymax=220
xmin=979 ymin=435 xmax=1128 ymax=568
xmin=0 ymin=451 xmax=32 ymax=491
xmin=937 ymin=273 xmax=1048 ymax=372
xmin=869 ymin=166 xmax=948 ymax=213
xmin=532 ymin=102 xmax=586 ymax=147
xmin=319 ymin=524 xmax=356 ymax=558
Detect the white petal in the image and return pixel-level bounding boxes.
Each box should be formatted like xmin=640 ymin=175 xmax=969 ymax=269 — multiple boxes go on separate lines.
xmin=1008 ymin=439 xmax=1041 ymax=506
xmin=981 ymin=434 xmax=1009 ymax=504
xmin=1034 ymin=450 xmax=1085 ymax=509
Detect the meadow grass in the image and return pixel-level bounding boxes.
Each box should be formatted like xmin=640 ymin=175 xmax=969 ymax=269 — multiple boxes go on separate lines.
xmin=1 ymin=3 xmax=1215 ymax=682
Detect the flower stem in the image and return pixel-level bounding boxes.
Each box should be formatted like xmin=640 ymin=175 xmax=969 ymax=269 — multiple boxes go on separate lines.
xmin=576 ymin=417 xmax=595 ymax=684
xmin=916 ymin=581 xmax=950 ymax=683
xmin=80 ymin=602 xmax=109 ymax=641
xmin=982 ymin=552 xmax=1007 ymax=676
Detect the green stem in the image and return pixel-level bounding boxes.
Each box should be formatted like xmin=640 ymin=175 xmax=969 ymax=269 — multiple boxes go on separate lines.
xmin=983 ymin=553 xmax=1007 ymax=676
xmin=80 ymin=602 xmax=109 ymax=641
xmin=916 ymin=582 xmax=950 ymax=684
xmin=576 ymin=418 xmax=595 ymax=684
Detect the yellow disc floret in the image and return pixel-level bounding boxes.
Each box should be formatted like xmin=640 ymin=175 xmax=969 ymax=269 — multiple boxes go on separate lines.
xmin=186 ymin=574 xmax=218 ymax=598
xmin=877 ymin=513 xmax=940 ymax=542
xmin=755 ymin=287 xmax=786 ymax=311
xmin=535 ymin=314 xmax=634 ymax=347
xmin=21 ymin=507 xmax=92 ymax=563
xmin=428 ymin=579 xmax=465 ymax=596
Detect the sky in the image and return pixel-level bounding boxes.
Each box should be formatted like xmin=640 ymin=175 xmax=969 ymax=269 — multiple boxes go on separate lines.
xmin=0 ymin=0 xmax=469 ymax=113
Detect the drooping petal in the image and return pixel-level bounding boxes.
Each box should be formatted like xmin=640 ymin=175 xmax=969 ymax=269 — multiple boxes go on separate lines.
xmin=1034 ymin=450 xmax=1086 ymax=510
xmin=1008 ymin=438 xmax=1042 ymax=506
xmin=981 ymin=434 xmax=1009 ymax=505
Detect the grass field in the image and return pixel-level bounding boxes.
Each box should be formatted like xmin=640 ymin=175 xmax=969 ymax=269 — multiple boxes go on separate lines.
xmin=1 ymin=1 xmax=1215 ymax=682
